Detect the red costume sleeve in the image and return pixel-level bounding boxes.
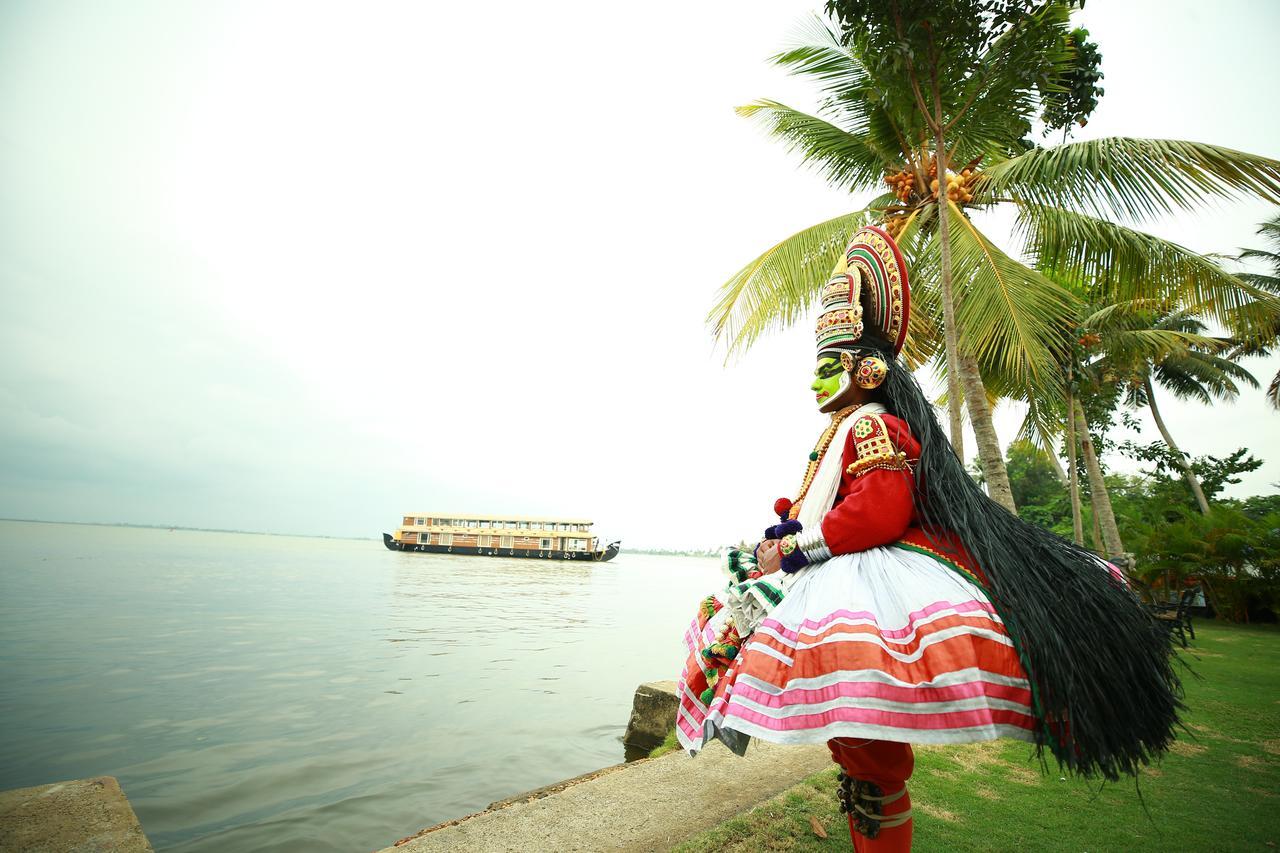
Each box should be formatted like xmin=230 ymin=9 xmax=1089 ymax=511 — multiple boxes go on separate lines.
xmin=820 ymin=413 xmax=918 ymax=555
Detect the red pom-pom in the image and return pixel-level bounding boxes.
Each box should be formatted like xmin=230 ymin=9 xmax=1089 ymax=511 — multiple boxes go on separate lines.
xmin=773 ymin=497 xmax=793 ymax=519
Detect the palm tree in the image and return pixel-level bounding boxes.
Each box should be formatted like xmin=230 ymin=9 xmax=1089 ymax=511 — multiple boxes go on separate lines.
xmin=709 ymin=15 xmax=1280 ymax=514
xmin=714 ymin=10 xmax=1081 ymax=511
xmin=1018 ymin=298 xmax=1232 ymax=559
xmin=1230 ymin=213 xmax=1280 ymax=407
xmin=1111 ymin=311 xmax=1258 ymax=514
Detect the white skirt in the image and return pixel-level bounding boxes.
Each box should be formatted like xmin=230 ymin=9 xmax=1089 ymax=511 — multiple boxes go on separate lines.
xmin=677 ymin=545 xmax=1038 ymax=752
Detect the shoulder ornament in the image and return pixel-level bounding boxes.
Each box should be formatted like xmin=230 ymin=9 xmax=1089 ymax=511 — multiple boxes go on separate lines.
xmin=846 ymin=413 xmax=912 ymax=479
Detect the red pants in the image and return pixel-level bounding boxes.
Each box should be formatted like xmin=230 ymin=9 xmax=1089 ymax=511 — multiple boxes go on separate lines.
xmin=828 ymin=738 xmax=914 ymax=852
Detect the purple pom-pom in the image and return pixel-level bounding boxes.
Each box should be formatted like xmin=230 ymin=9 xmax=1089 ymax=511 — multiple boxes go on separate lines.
xmin=780 ymin=549 xmax=809 ymax=574
xmin=775 ymin=520 xmax=803 ymax=537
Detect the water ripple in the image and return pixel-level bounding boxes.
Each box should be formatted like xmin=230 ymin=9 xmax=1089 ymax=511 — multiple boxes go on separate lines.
xmin=0 ymin=521 xmax=721 ymax=852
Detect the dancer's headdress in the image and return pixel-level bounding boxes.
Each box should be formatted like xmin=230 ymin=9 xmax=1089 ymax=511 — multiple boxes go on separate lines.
xmin=814 ymin=225 xmax=911 ymax=359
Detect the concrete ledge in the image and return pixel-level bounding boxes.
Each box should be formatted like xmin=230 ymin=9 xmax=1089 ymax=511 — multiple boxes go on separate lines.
xmin=384 ymin=739 xmax=830 ymax=852
xmin=622 ymin=680 xmax=679 ymax=759
xmin=0 ymin=776 xmax=153 ymax=853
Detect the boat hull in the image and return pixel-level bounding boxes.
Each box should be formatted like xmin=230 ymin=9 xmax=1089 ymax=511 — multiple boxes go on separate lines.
xmin=382 ymin=533 xmax=620 ymax=562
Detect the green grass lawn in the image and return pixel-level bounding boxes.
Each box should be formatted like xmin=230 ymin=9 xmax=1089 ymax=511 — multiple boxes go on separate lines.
xmin=675 ymin=619 xmax=1280 ymax=852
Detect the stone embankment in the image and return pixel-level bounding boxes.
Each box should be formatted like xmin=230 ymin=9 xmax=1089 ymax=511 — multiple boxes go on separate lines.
xmin=0 ymin=776 xmax=153 ymax=852
xmin=384 ymin=739 xmax=828 ymax=852
xmin=383 ymin=681 xmax=830 ymax=852
xmin=622 ymin=679 xmax=681 ymax=759
xmin=0 ymin=683 xmax=829 ymax=852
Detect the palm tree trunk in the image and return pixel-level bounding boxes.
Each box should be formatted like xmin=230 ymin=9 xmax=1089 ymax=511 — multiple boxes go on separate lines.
xmin=1144 ymin=377 xmax=1211 ymax=515
xmin=1065 ymin=370 xmax=1084 ymax=545
xmin=948 ymin=378 xmax=965 ymax=465
xmin=933 ymin=108 xmax=965 ymax=465
xmin=1073 ymin=398 xmax=1125 ymax=558
xmin=1199 ymin=576 xmax=1226 ymax=621
xmin=959 ymin=353 xmax=1016 ymax=512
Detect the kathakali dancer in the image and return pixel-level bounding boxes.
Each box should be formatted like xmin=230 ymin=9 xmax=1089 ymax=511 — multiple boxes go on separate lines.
xmin=677 ymin=226 xmax=1180 ymax=851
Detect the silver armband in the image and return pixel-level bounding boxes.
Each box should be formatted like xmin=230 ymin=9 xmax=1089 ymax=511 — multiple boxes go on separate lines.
xmin=796 ymin=526 xmax=832 ymax=563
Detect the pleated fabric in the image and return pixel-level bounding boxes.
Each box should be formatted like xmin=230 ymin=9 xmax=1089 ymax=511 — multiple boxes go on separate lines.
xmin=676 ymin=545 xmax=1037 ymax=753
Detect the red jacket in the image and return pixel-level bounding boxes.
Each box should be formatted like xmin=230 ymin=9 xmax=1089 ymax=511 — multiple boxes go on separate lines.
xmin=820 ymin=412 xmax=983 ymax=581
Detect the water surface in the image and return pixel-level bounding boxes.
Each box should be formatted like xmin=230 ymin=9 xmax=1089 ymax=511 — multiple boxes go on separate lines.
xmin=0 ymin=520 xmax=720 ymax=851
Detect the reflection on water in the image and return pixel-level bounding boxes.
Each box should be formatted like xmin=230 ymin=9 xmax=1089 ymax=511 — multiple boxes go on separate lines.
xmin=0 ymin=521 xmax=720 ymax=852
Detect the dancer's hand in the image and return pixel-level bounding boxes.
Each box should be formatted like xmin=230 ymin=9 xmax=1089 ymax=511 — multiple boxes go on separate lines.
xmin=757 ymin=539 xmax=781 ymax=575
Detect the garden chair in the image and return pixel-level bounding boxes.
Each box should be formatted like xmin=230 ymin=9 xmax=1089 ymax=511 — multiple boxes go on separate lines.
xmin=1153 ymin=587 xmax=1197 ymax=648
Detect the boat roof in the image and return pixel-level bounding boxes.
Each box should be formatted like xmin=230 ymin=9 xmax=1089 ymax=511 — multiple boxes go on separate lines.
xmin=402 ymin=513 xmax=593 ymax=524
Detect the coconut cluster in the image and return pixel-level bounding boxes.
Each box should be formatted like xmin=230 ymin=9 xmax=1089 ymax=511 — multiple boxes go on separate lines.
xmin=883 ymin=157 xmax=981 ymax=206
xmin=933 ymin=168 xmax=978 ymax=203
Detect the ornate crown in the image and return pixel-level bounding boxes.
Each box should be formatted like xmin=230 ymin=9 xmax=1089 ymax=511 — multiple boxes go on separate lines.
xmin=814 ymin=225 xmax=911 ymax=359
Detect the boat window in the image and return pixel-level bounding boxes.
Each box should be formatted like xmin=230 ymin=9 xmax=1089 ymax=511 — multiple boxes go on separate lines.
xmin=418 ymin=532 xmax=431 ymax=544
xmin=415 ymin=517 xmax=424 ymax=526
xmin=540 ymin=538 xmax=552 ymax=549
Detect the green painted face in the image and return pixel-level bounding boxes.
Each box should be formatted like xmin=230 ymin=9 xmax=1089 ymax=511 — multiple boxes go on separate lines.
xmin=811 ymin=357 xmax=844 ymax=409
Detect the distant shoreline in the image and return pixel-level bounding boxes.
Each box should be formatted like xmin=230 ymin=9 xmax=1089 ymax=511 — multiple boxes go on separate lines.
xmin=1 ymin=518 xmax=729 ymax=554
xmin=624 ymin=548 xmax=719 ymax=558
xmin=0 ymin=517 xmax=375 ymax=542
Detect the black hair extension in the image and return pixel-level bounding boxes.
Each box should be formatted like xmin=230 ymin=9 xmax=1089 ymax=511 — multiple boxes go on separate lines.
xmin=846 ymin=337 xmax=1182 ymax=780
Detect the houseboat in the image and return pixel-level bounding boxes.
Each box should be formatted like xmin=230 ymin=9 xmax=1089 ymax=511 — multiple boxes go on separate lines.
xmin=382 ymin=513 xmax=620 ymax=562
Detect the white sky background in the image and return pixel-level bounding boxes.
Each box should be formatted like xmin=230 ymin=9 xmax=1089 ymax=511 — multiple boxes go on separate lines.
xmin=1 ymin=1 xmax=1278 ymax=549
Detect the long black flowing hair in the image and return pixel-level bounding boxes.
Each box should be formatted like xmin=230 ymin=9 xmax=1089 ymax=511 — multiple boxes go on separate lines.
xmin=848 ymin=336 xmax=1181 ymax=781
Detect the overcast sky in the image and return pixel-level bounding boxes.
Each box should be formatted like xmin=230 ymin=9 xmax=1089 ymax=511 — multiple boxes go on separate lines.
xmin=2 ymin=1 xmax=1278 ymax=549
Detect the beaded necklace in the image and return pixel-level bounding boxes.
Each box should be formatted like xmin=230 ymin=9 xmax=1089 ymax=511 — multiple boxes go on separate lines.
xmin=787 ymin=404 xmax=860 ymax=520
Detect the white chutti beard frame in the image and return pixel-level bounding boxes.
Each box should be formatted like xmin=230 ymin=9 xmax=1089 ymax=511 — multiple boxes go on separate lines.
xmin=818 ymin=369 xmax=854 ymax=413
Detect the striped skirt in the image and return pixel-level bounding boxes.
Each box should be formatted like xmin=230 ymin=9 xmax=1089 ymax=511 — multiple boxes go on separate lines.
xmin=676 ymin=545 xmax=1038 ymax=753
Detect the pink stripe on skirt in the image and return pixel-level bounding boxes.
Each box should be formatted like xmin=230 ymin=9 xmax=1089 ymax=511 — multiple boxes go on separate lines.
xmin=761 ymin=598 xmax=999 ymax=644
xmin=723 ymin=701 xmax=1036 ymax=734
xmin=730 ymin=678 xmax=1031 ymax=709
